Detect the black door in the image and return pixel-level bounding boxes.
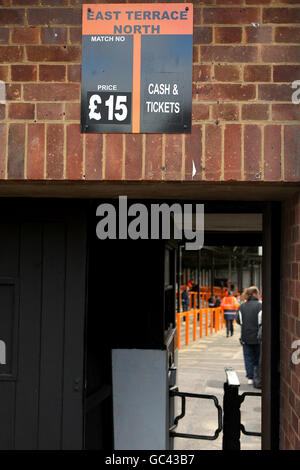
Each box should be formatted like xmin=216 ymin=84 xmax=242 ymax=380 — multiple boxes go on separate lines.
xmin=0 ymin=200 xmax=87 ymax=450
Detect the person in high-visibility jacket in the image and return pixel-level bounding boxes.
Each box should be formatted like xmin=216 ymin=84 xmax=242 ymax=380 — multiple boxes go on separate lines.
xmin=221 ymin=290 xmax=240 ymax=337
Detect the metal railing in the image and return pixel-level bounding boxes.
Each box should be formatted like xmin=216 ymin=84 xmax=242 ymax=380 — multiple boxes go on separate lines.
xmin=169 ymin=387 xmax=223 ymax=441
xmin=169 ymin=367 xmax=261 ymax=449
xmin=176 ymin=307 xmax=223 ymax=349
xmin=223 ymin=367 xmax=262 ymax=450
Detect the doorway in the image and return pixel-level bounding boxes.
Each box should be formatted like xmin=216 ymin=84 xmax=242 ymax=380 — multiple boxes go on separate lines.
xmin=83 ymin=200 xmax=281 ymax=450
xmin=0 ymin=199 xmax=281 ymax=449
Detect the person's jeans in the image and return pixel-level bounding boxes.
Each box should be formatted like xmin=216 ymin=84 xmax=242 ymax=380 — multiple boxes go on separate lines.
xmin=225 ymin=317 xmax=234 ymax=336
xmin=242 ymin=344 xmax=261 ymax=379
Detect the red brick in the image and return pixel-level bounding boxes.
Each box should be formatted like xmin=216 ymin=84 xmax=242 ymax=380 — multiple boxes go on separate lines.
xmin=203 ymin=7 xmax=259 ymax=24
xmin=66 ymin=124 xmax=83 ymax=180
xmin=125 ymin=135 xmax=143 ymax=180
xmin=292 ymin=263 xmax=299 ymax=280
xmin=67 ymin=64 xmax=81 ymax=82
xmin=85 ymin=134 xmax=103 ymax=180
xmin=201 ymin=46 xmax=258 ymax=63
xmin=105 ymin=134 xmax=123 ymax=180
xmin=215 ymin=27 xmax=242 ymax=43
xmin=36 ymin=103 xmax=64 ymax=121
xmin=274 ymin=66 xmax=300 ymax=83
xmin=65 ymin=103 xmax=80 ymax=121
xmin=12 ymin=27 xmax=39 ymax=44
xmin=7 ymin=123 xmax=25 ymax=179
xmin=41 ymin=0 xmax=68 ymax=5
xmin=244 ymin=65 xmax=271 ymax=82
xmin=185 ymin=125 xmax=202 ymax=181
xmin=242 ymin=104 xmax=269 ymax=120
xmin=0 ymin=9 xmax=25 ymax=25
xmin=46 ymin=124 xmax=64 ymax=179
xmin=205 ymin=124 xmax=222 ymax=181
xmin=244 ymin=125 xmax=262 ymax=180
xmin=272 ymin=104 xmax=300 ymax=121
xmin=39 ymin=65 xmax=66 ymax=82
xmin=0 ymin=65 xmax=9 ymax=81
xmin=212 ymin=103 xmax=239 ymax=121
xmin=192 ymin=103 xmax=209 ymax=121
xmin=69 ymin=28 xmax=82 ymax=44
xmin=12 ymin=0 xmax=39 ymax=4
xmin=41 ymin=27 xmax=68 ymax=44
xmin=246 ymin=0 xmax=271 ymax=4
xmin=145 ymin=135 xmax=162 ymax=180
xmin=284 ymin=125 xmax=300 ymax=182
xmin=27 ymin=8 xmax=81 ymax=26
xmin=216 ymin=0 xmax=243 ymax=4
xmin=194 ymin=27 xmax=212 ymax=44
xmin=65 ymin=0 xmax=87 ymax=3
xmin=245 ymin=26 xmax=272 ymax=43
xmin=193 ymin=65 xmax=211 ymax=82
xmin=0 ymin=46 xmax=24 ymax=62
xmin=224 ymin=124 xmax=242 ymax=180
xmin=292 ymin=226 xmax=300 ymax=246
xmin=24 ymin=83 xmax=79 ymax=101
xmin=70 ymin=0 xmax=124 ymax=3
xmin=197 ymin=84 xmax=255 ymax=101
xmin=0 ymin=28 xmax=9 ymax=44
xmin=214 ymin=65 xmax=241 ymax=82
xmin=0 ymin=104 xmax=5 ymax=120
xmin=26 ymin=45 xmax=81 ymax=62
xmin=6 ymin=84 xmax=21 ymax=101
xmin=275 ymin=27 xmax=300 ymax=43
xmin=264 ymin=125 xmax=282 ymax=181
xmin=262 ymin=46 xmax=300 ymax=63
xmin=192 ymin=83 xmax=197 ymax=100
xmin=165 ymin=134 xmax=183 ymax=181
xmin=0 ymin=123 xmax=6 ymax=179
xmin=8 ymin=103 xmax=34 ymax=120
xmin=258 ymin=85 xmax=293 ymax=101
xmin=193 ymin=45 xmax=199 ymax=63
xmin=294 ymin=243 xmax=300 ymax=261
xmin=27 ymin=123 xmax=45 ymax=179
xmin=263 ymin=8 xmax=300 ymax=24
xmin=11 ymin=65 xmax=37 ymax=82
xmin=194 ymin=7 xmax=201 ymax=26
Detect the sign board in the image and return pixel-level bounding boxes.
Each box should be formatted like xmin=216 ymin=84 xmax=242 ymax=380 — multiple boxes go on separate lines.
xmin=81 ymin=4 xmax=193 ymax=134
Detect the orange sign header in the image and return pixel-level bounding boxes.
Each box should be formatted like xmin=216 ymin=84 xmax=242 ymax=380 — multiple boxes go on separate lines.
xmin=82 ymin=3 xmax=193 ymax=35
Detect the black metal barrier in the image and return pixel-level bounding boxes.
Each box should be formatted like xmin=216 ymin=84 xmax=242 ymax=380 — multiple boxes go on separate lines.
xmin=169 ymin=387 xmax=223 ymax=441
xmin=169 ymin=367 xmax=261 ymax=449
xmin=222 ymin=367 xmax=262 ymax=450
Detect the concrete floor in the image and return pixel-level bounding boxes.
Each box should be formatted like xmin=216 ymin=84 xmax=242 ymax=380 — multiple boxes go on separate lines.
xmin=173 ymin=328 xmax=262 ymax=451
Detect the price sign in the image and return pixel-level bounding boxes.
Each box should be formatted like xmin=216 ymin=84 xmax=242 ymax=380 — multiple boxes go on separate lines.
xmin=88 ymin=92 xmax=131 ymax=125
xmin=81 ymin=4 xmax=193 ymax=134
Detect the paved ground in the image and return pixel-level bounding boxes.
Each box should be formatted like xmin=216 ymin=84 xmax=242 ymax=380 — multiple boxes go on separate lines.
xmin=173 ymin=327 xmax=262 ymax=451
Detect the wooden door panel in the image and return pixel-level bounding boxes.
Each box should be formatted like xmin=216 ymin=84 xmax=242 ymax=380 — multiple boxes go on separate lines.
xmin=0 ymin=203 xmax=87 ymax=450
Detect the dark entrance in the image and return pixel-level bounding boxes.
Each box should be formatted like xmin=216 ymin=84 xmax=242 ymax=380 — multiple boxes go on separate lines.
xmin=0 ymin=199 xmax=280 ymax=450
xmin=84 ymin=200 xmax=178 ymax=449
xmin=83 ymin=200 xmax=281 ymax=450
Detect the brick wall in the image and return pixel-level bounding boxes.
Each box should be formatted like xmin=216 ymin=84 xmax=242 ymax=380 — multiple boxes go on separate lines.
xmin=281 ymin=191 xmax=300 ymax=450
xmin=0 ymin=0 xmax=299 ymax=182
xmin=0 ymin=0 xmax=300 ymax=451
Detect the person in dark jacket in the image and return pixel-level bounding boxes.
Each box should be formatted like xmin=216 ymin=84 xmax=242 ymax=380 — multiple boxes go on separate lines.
xmin=235 ymin=286 xmax=262 ymax=385
xmin=208 ymin=295 xmax=215 ymax=308
xmin=214 ymin=295 xmax=221 ymax=308
xmin=181 ymin=286 xmax=190 ymax=312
